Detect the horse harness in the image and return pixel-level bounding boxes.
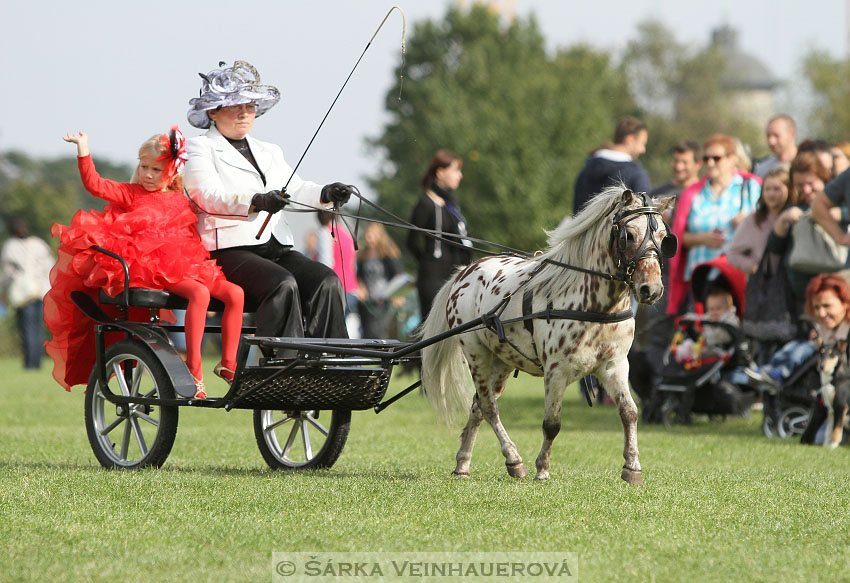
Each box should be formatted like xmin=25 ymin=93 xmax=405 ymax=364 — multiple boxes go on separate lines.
xmin=475 ymin=192 xmax=678 ymax=400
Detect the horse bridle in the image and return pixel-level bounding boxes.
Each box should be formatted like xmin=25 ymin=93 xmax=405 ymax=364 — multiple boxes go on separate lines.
xmin=609 ymin=192 xmax=678 ymax=283
xmin=543 ymin=191 xmax=677 ymax=286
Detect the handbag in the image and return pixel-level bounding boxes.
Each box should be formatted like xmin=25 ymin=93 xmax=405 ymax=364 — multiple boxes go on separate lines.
xmin=788 ymin=211 xmax=849 ymax=274
xmin=742 ymin=251 xmax=797 ymax=342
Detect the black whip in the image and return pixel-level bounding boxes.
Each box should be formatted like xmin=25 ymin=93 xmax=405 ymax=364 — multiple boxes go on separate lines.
xmin=256 ymin=6 xmax=406 ymax=239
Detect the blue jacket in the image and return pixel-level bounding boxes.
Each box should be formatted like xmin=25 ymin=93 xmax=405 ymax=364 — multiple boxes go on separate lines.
xmin=573 ymin=153 xmax=650 ymax=214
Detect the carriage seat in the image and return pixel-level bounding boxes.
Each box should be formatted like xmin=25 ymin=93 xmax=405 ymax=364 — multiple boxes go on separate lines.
xmin=97 ymin=287 xmax=252 ymax=313
xmin=97 ymin=287 xmax=257 ymax=333
xmin=89 ymin=245 xmax=256 ymax=327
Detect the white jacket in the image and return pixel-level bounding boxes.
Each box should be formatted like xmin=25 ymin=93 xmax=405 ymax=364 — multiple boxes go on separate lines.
xmin=184 ymin=125 xmax=325 ymax=250
xmin=0 ymin=236 xmax=53 ymax=308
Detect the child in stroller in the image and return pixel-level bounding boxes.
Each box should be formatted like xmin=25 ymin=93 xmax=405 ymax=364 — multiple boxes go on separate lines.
xmin=656 ymin=257 xmax=758 ymax=426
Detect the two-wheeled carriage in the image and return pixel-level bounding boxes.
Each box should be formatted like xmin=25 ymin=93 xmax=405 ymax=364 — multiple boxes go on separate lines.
xmin=74 ymin=247 xmax=422 ymax=470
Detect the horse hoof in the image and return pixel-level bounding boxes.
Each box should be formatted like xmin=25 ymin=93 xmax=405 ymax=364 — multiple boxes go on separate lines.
xmin=535 ymin=471 xmax=550 ymax=481
xmin=621 ymin=467 xmax=642 ymax=485
xmin=452 ymin=470 xmax=470 ymax=479
xmin=506 ymin=462 xmax=528 ymax=478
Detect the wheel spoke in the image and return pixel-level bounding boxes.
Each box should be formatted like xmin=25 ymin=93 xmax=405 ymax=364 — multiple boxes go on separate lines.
xmin=100 ymin=415 xmax=125 ymax=437
xmin=301 ymin=418 xmax=313 ymax=459
xmin=304 ymin=413 xmax=330 ymax=436
xmin=129 ymin=416 xmax=148 ymax=456
xmin=134 ymin=410 xmax=160 ymax=427
xmin=112 ymin=362 xmax=131 ymax=397
xmin=265 ymin=414 xmax=294 ymax=433
xmin=282 ymin=419 xmax=300 ymax=458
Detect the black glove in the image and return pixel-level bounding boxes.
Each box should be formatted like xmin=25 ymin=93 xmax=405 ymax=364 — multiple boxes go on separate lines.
xmin=251 ymin=189 xmax=290 ymax=214
xmin=320 ymin=182 xmax=355 ymax=206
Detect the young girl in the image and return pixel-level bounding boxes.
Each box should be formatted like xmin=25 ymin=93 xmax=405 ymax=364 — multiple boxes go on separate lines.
xmin=727 ymin=164 xmax=794 ymax=275
xmin=357 ymin=223 xmax=404 ymax=339
xmin=45 ymin=128 xmax=243 ymax=398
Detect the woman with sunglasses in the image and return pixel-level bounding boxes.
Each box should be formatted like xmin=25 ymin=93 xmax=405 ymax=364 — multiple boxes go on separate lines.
xmin=667 ymin=133 xmax=762 ymax=315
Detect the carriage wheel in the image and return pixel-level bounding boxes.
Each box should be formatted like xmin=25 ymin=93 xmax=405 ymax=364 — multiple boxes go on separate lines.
xmin=777 ymin=407 xmax=809 ymax=439
xmin=253 ymin=409 xmax=350 ymax=470
xmin=85 ymin=340 xmax=179 ymax=469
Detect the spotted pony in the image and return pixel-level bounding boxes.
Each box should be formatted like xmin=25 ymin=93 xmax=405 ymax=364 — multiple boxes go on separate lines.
xmin=420 ymin=185 xmax=675 ymax=483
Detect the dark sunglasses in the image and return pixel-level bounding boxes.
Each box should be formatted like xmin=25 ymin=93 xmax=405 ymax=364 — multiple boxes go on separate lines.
xmin=703 ymin=154 xmax=725 ymax=163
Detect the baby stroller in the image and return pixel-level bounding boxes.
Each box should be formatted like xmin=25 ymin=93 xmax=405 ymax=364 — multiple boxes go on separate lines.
xmin=656 ymin=256 xmax=758 ymax=426
xmin=751 ymin=315 xmax=822 ymax=439
xmin=758 ymin=351 xmax=820 ymax=439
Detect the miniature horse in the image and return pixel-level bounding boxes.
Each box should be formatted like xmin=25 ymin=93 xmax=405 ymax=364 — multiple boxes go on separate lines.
xmin=817 ymin=338 xmax=850 ymax=448
xmin=420 ymin=186 xmax=674 ymax=484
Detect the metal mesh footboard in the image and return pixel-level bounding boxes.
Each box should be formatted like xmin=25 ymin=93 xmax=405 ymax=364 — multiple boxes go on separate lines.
xmin=227 ymin=365 xmax=393 ymax=410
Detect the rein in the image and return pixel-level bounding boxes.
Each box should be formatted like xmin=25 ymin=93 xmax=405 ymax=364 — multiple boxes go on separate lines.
xmin=540 ymin=257 xmax=628 ymax=282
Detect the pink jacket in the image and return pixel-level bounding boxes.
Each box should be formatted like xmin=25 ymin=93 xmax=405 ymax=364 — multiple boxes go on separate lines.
xmin=328 ymin=224 xmax=358 ymax=293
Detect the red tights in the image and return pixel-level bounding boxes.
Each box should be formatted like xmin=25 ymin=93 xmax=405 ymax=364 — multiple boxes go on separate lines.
xmin=164 ymin=278 xmax=244 ymax=380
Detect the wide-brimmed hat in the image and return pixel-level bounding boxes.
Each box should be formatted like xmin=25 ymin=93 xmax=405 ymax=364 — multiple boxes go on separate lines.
xmin=187 ymin=60 xmax=280 ymax=129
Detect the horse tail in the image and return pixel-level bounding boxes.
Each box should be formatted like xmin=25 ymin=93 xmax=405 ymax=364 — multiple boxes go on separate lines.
xmin=419 ymin=277 xmax=475 ymax=425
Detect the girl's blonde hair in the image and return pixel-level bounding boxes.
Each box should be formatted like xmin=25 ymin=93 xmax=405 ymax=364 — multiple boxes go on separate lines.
xmin=130 ymin=133 xmax=184 ymax=192
xmin=358 ymin=223 xmax=401 ymax=259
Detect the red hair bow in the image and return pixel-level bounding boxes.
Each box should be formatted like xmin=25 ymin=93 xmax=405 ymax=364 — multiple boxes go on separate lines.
xmin=158 ymin=125 xmax=188 ymax=177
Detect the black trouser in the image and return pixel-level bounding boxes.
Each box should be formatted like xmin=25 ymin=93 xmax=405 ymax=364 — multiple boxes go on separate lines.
xmin=17 ymin=299 xmax=44 ymax=369
xmin=211 ymin=239 xmax=348 ymax=339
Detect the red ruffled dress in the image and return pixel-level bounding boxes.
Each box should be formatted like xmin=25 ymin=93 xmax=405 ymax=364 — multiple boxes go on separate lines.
xmin=45 ymin=155 xmax=224 ymax=390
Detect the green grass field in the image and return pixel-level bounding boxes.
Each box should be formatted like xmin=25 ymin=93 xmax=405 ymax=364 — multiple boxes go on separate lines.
xmin=1 ymin=356 xmax=849 ymax=582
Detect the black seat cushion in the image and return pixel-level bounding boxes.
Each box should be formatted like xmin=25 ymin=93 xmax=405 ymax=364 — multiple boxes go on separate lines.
xmin=98 ymin=288 xmax=255 ymax=313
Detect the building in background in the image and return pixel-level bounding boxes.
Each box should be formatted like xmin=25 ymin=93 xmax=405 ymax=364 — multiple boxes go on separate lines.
xmin=711 ymin=25 xmax=779 ymax=130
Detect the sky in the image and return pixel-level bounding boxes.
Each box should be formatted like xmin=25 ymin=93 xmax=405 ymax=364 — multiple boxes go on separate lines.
xmin=2 ymin=0 xmax=847 ymax=198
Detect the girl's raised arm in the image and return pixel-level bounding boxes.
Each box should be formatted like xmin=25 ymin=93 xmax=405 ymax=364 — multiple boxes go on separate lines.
xmin=62 ymin=132 xmax=90 ymax=157
xmin=63 ymin=131 xmax=134 ymax=207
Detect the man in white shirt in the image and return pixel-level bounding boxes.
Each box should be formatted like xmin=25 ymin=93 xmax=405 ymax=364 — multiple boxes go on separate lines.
xmin=0 ymin=217 xmax=54 ymax=369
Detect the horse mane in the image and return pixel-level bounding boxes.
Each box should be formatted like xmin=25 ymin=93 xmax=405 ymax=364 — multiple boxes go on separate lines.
xmin=531 ymin=183 xmax=638 ymax=297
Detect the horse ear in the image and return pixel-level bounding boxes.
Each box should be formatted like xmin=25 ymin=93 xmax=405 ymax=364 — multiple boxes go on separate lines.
xmin=621 ymin=189 xmax=634 ymax=204
xmin=653 ymin=195 xmax=676 ymax=214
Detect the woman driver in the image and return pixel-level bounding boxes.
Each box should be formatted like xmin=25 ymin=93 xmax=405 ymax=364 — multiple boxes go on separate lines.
xmin=183 ymin=61 xmax=355 ymax=344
